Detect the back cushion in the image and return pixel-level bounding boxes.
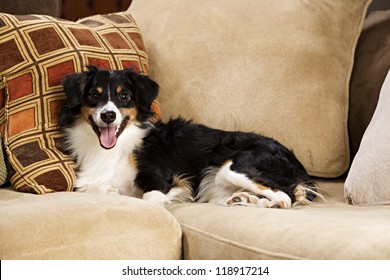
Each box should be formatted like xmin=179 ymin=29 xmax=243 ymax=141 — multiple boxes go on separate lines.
xmin=130 ymin=0 xmax=371 ymax=177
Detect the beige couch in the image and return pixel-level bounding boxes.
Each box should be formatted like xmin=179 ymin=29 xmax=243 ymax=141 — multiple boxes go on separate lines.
xmin=1 ymin=0 xmax=390 ymax=260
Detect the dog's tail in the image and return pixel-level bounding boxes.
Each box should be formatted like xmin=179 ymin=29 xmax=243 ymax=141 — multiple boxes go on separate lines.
xmin=293 ymin=180 xmax=325 ymax=207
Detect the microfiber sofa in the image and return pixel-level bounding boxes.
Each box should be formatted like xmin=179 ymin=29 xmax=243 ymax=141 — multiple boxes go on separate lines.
xmin=1 ymin=0 xmax=390 ymax=260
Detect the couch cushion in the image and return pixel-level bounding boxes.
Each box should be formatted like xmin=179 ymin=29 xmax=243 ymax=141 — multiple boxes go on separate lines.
xmin=0 ymin=188 xmax=182 ymax=259
xmin=169 ymin=180 xmax=390 ymax=259
xmin=130 ymin=0 xmax=371 ymax=178
xmin=345 ymin=69 xmax=390 ymax=205
xmin=349 ymin=9 xmax=390 ymax=158
xmin=0 ymin=12 xmax=159 ymax=194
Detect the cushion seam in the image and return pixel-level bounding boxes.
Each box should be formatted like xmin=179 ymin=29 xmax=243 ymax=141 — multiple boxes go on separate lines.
xmin=180 ymin=222 xmax=306 ymax=260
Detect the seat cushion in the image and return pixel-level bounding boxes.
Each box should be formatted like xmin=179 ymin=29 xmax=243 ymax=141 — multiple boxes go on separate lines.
xmin=169 ymin=180 xmax=390 ymax=259
xmin=0 ymin=188 xmax=182 ymax=259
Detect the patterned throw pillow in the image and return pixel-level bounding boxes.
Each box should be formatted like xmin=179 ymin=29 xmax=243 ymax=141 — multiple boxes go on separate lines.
xmin=0 ymin=12 xmax=157 ymax=194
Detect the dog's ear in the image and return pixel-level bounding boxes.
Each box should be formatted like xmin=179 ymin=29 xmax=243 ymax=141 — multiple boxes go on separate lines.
xmin=62 ymin=65 xmax=97 ymax=108
xmin=127 ymin=71 xmax=159 ymax=112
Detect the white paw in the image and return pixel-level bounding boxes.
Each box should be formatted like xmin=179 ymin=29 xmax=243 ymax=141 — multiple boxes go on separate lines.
xmin=143 ymin=190 xmax=168 ymax=207
xmin=225 ymin=191 xmax=291 ymax=209
xmin=267 ymin=191 xmax=292 ymax=209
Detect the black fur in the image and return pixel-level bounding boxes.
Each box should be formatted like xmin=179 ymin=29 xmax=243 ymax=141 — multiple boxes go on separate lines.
xmin=135 ymin=118 xmax=316 ymax=203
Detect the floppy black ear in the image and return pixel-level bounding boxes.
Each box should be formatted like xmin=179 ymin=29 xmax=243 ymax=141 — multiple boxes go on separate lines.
xmin=62 ymin=65 xmax=97 ymax=108
xmin=128 ymin=71 xmax=159 ymax=112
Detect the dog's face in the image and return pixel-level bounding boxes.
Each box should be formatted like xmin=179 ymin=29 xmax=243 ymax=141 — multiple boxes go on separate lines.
xmin=61 ymin=66 xmax=158 ymax=149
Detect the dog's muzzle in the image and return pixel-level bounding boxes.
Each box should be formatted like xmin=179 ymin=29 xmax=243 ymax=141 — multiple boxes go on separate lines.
xmin=89 ymin=112 xmax=129 ymax=149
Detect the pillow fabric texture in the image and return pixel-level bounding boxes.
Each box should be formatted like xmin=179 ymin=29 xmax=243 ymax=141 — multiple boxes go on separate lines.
xmin=0 ymin=138 xmax=6 ymax=185
xmin=349 ymin=9 xmax=390 ymax=159
xmin=0 ymin=12 xmax=156 ymax=194
xmin=130 ymin=0 xmax=371 ymax=178
xmin=345 ymin=70 xmax=390 ymax=206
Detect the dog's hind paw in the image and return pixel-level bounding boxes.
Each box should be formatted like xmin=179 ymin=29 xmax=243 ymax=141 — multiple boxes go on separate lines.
xmin=225 ymin=191 xmax=290 ymax=209
xmin=225 ymin=191 xmax=260 ymax=206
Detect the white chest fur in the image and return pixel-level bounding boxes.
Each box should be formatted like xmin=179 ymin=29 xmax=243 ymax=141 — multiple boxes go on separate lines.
xmin=65 ymin=119 xmax=147 ymax=196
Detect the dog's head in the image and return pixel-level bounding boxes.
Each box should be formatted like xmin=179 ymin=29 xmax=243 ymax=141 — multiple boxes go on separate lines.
xmin=61 ymin=65 xmax=158 ymax=149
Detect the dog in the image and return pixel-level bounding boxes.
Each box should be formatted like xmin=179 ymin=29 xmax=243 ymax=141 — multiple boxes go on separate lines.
xmin=59 ymin=65 xmax=319 ymax=209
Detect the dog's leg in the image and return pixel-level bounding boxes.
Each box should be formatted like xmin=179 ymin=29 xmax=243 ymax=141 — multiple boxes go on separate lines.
xmin=215 ymin=161 xmax=292 ymax=209
xmin=142 ymin=175 xmax=194 ymax=207
xmin=143 ymin=186 xmax=194 ymax=207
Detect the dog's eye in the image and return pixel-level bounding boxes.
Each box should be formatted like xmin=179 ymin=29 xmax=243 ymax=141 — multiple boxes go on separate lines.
xmin=87 ymin=91 xmax=101 ymax=105
xmin=119 ymin=91 xmax=131 ymax=102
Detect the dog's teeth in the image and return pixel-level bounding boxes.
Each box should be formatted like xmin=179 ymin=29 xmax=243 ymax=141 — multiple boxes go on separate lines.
xmin=116 ymin=126 xmax=119 ymax=133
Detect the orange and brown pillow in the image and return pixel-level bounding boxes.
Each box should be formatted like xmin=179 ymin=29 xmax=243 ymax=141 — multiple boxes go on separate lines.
xmin=0 ymin=12 xmax=157 ymax=194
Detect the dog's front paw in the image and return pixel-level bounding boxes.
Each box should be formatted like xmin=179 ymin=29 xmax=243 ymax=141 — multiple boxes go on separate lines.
xmin=143 ymin=190 xmax=168 ymax=207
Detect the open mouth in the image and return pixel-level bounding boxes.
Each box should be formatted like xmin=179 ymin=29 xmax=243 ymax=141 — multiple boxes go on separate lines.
xmin=89 ymin=116 xmax=129 ymax=149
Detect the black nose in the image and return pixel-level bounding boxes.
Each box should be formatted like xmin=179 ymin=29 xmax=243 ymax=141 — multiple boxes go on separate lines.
xmin=101 ymin=111 xmax=116 ymax=124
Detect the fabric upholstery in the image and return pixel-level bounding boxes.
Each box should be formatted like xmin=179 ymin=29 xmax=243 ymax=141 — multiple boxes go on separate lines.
xmin=0 ymin=138 xmax=6 ymax=185
xmin=0 ymin=12 xmax=159 ymax=194
xmin=349 ymin=9 xmax=390 ymax=158
xmin=169 ymin=180 xmax=390 ymax=259
xmin=345 ymin=70 xmax=390 ymax=205
xmin=0 ymin=0 xmax=61 ymax=17
xmin=0 ymin=188 xmax=182 ymax=259
xmin=130 ymin=0 xmax=371 ymax=178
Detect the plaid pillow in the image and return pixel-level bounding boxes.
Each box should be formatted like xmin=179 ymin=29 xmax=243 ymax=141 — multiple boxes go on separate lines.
xmin=0 ymin=12 xmax=157 ymax=194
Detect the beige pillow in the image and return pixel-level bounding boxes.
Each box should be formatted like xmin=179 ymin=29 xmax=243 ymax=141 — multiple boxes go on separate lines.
xmin=345 ymin=70 xmax=390 ymax=205
xmin=130 ymin=0 xmax=371 ymax=177
xmin=349 ymin=10 xmax=390 ymax=159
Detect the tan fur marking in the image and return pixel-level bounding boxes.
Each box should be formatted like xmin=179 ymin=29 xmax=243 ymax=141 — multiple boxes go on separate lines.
xmin=170 ymin=174 xmax=194 ymax=203
xmin=116 ymin=86 xmax=122 ymax=94
xmin=128 ymin=154 xmax=138 ymax=170
xmin=81 ymin=106 xmax=96 ymax=123
xmin=121 ymin=107 xmax=138 ymax=123
xmin=171 ymin=175 xmax=191 ymax=189
xmin=220 ymin=160 xmax=232 ymax=169
xmin=255 ymin=182 xmax=274 ymax=191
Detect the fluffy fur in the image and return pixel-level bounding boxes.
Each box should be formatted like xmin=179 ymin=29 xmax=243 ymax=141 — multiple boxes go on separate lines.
xmin=59 ymin=66 xmax=320 ymax=209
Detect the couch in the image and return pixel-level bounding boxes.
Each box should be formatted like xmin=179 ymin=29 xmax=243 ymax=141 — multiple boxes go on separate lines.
xmin=1 ymin=0 xmax=390 ymax=260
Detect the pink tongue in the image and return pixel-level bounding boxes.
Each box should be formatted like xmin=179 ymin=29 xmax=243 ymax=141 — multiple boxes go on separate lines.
xmin=99 ymin=127 xmax=117 ymax=149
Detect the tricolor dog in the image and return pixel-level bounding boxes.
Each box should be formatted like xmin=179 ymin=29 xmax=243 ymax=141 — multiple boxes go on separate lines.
xmin=59 ymin=66 xmax=319 ymax=208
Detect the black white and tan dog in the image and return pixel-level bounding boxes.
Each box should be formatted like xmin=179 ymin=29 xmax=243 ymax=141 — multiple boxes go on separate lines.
xmin=59 ymin=65 xmax=320 ymax=209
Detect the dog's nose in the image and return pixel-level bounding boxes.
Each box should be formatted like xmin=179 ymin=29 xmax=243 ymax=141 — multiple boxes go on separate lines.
xmin=101 ymin=111 xmax=116 ymax=124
